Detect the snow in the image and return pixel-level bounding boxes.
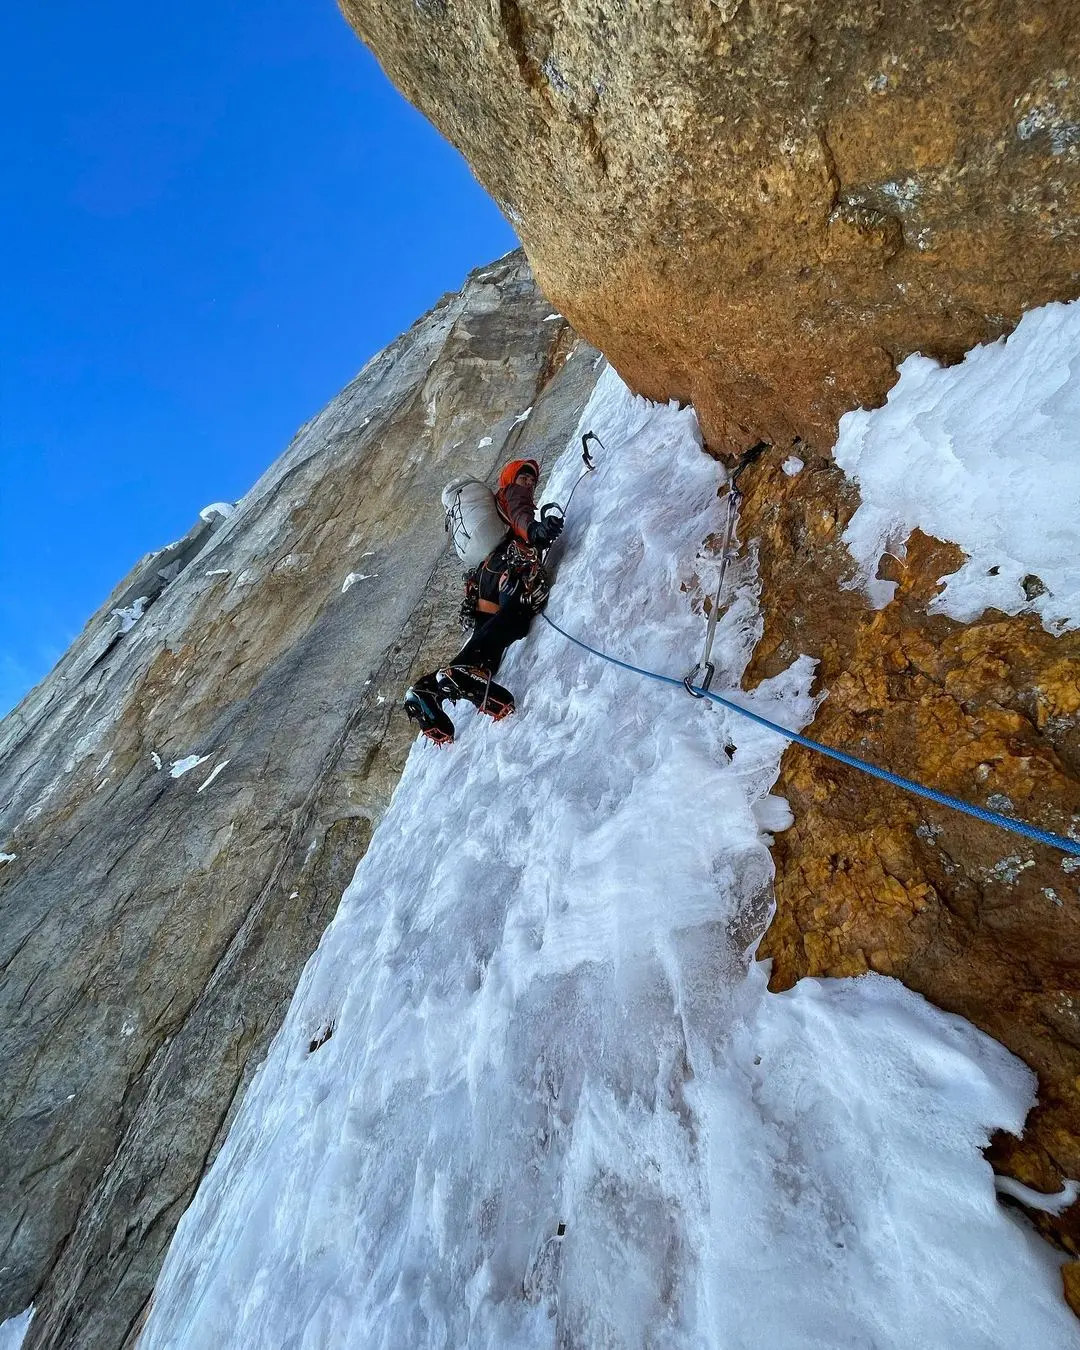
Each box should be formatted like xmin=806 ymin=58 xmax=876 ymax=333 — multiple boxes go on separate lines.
xmin=342 ymin=572 xmax=378 ymax=593
xmin=477 ymin=436 xmax=493 ymax=448
xmin=199 ymin=502 xmax=235 ymax=522
xmin=750 ymin=792 xmax=795 ymax=841
xmin=996 ymin=1175 xmax=1080 ymax=1215
xmin=512 ymin=406 xmax=533 ymax=425
xmin=782 ymin=454 xmax=804 ymax=476
xmin=197 ymin=761 xmax=230 ymax=794
xmin=169 ymin=754 xmax=210 ymax=780
xmin=835 ymin=299 xmax=1080 ymax=632
xmin=111 ymin=596 xmax=148 ymax=633
xmin=142 ymin=368 xmax=1074 ymax=1350
xmin=0 ymin=1309 xmax=32 ymax=1349
xmin=0 ymin=853 xmax=15 ymax=865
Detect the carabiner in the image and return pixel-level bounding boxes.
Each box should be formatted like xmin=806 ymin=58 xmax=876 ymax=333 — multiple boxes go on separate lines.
xmin=683 ymin=661 xmax=715 ymax=698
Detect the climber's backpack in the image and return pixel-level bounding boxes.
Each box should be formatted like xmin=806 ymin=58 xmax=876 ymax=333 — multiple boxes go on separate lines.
xmin=442 ymin=477 xmax=509 ymax=569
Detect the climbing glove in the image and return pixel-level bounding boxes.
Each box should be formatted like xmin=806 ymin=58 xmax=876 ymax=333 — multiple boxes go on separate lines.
xmin=527 ymin=514 xmax=564 ymax=548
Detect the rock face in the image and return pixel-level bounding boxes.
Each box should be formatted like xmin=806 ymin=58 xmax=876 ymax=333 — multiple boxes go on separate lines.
xmin=341 ymin=0 xmax=1080 ymax=451
xmin=736 ymin=448 xmax=1080 ymax=1253
xmin=0 ymin=253 xmax=601 ymax=1349
xmin=6 ymin=4 xmax=1080 ymax=1327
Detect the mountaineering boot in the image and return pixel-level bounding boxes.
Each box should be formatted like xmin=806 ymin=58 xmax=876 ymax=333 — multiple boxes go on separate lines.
xmin=403 ymin=674 xmax=455 ymax=745
xmin=438 ymin=665 xmax=515 ymax=721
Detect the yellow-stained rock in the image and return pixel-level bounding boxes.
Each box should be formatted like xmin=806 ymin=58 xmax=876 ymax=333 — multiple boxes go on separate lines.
xmin=341 ymin=0 xmax=1080 ymax=452
xmin=1064 ymin=1262 xmax=1080 ymax=1318
xmin=742 ymin=450 xmax=1080 ymax=1258
xmin=1039 ymin=659 xmax=1080 ymax=724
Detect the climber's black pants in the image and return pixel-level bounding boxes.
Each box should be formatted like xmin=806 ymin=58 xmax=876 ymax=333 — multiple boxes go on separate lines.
xmin=451 ymin=599 xmax=533 ymax=677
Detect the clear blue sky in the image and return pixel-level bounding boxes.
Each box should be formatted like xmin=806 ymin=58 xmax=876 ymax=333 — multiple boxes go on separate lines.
xmin=1 ymin=1 xmax=516 ymax=714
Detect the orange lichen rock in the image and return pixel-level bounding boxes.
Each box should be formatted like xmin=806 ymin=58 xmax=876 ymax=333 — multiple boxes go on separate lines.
xmin=740 ymin=448 xmax=1080 ymax=1255
xmin=1063 ymin=1260 xmax=1080 ymax=1317
xmin=342 ymin=0 xmax=1080 ymax=453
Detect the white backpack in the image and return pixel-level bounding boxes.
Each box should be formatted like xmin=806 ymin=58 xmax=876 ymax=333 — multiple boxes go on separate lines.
xmin=442 ymin=477 xmax=509 ymax=569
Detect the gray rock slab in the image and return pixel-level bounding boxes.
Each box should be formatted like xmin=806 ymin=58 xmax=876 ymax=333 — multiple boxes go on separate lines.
xmin=0 ymin=252 xmax=601 ymax=1350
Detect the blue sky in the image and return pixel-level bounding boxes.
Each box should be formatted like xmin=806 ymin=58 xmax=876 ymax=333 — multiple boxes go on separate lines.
xmin=1 ymin=1 xmax=516 ymax=713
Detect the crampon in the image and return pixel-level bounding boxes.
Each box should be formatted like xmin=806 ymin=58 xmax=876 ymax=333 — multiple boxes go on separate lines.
xmin=437 ymin=665 xmax=515 ymax=721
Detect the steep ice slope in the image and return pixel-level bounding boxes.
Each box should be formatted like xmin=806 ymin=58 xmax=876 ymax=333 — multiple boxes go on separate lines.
xmin=140 ymin=370 xmax=1076 ymax=1349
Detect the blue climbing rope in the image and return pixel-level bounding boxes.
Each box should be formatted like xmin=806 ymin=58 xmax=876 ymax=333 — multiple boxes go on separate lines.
xmin=539 ymin=611 xmax=1080 ymax=858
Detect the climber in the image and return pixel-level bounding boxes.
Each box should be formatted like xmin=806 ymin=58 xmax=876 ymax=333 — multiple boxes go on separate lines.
xmin=403 ymin=457 xmax=563 ymax=744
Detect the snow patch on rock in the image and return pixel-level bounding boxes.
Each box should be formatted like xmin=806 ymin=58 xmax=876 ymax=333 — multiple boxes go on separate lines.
xmin=835 ymin=299 xmax=1080 ymax=633
xmin=995 ymin=1174 xmax=1080 ymax=1215
xmin=197 ymin=761 xmax=230 ymax=794
xmin=169 ymin=755 xmax=210 ymax=780
xmin=0 ymin=1307 xmax=33 ymax=1349
xmin=111 ymin=597 xmax=149 ymax=633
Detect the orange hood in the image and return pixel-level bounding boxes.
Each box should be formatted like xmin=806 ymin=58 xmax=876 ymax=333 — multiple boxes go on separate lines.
xmin=498 ymin=458 xmax=540 ymax=491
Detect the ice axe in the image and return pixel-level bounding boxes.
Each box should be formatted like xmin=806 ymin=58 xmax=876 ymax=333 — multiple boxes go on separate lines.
xmin=547 ymin=430 xmax=604 ymax=521
xmin=580 ymin=430 xmax=601 ymax=471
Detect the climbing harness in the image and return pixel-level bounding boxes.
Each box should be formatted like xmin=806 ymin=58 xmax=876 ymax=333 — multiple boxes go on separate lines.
xmin=684 ymin=441 xmax=769 ymax=696
xmin=502 ymin=539 xmax=552 ymax=613
xmin=540 ymin=611 xmax=1080 ymax=858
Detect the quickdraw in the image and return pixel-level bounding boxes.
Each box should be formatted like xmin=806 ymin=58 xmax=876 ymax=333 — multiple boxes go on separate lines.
xmin=684 ymin=441 xmax=769 ymax=697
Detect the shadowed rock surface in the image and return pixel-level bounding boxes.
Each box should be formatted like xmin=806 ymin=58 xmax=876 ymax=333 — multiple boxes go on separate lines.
xmin=0 ymin=252 xmax=601 ymax=1349
xmin=341 ymin=0 xmax=1080 ymax=451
